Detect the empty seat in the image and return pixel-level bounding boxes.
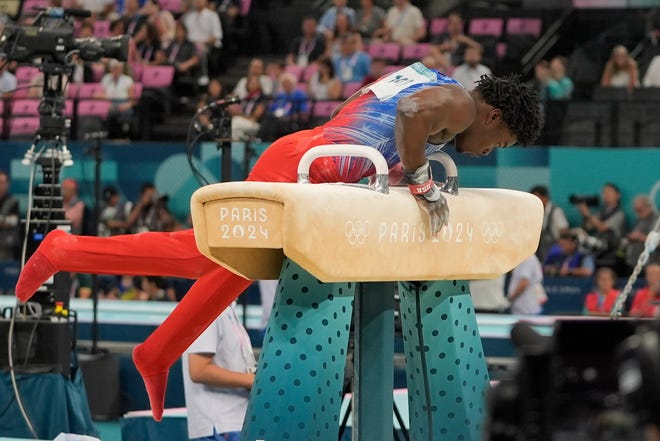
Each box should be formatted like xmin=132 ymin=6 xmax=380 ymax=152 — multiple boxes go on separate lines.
xmin=592 ymin=86 xmax=631 ymax=101
xmin=506 ymin=18 xmax=542 ymax=37
xmin=15 ymin=66 xmax=40 ymax=84
xmin=368 ymin=42 xmax=401 ymax=63
xmin=561 ymin=102 xmax=613 ymax=146
xmin=11 ymin=99 xmax=40 ymax=116
xmin=141 ymin=66 xmax=175 ymax=88
xmin=401 ymin=43 xmax=432 ymax=62
xmin=65 ymin=83 xmax=79 ymax=99
xmin=468 ymin=18 xmax=504 ymax=37
xmin=77 ymin=83 xmax=106 ymax=99
xmin=632 ymin=87 xmax=660 ymax=101
xmin=617 ymin=101 xmax=660 ymax=146
xmin=77 ymin=100 xmax=112 ymax=118
xmin=429 ymin=18 xmax=448 ymax=37
xmin=9 ymin=117 xmax=40 ymax=138
xmin=341 ymin=81 xmax=363 ymax=99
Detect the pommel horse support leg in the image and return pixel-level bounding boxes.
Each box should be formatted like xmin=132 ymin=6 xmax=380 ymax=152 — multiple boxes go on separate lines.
xmin=191 ymin=145 xmax=543 ymax=441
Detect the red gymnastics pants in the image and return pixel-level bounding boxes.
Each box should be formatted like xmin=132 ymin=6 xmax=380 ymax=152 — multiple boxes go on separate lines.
xmin=15 ymin=127 xmax=343 ymax=421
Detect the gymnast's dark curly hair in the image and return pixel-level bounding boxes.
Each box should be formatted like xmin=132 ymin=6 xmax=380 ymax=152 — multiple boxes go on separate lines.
xmin=474 ymin=74 xmax=544 ymax=146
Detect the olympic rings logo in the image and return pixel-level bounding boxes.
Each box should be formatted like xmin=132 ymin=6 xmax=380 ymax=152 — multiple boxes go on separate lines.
xmin=345 ymin=220 xmax=370 ymax=245
xmin=480 ymin=221 xmax=504 ymax=244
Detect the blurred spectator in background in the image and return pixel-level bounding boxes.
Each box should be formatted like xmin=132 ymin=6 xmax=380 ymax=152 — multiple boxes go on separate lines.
xmin=122 ymin=0 xmax=146 ymax=36
xmin=134 ymin=21 xmax=161 ymax=64
xmin=76 ymin=0 xmax=115 ymax=19
xmin=182 ymin=0 xmax=223 ymax=84
xmin=0 ymin=170 xmax=19 ymax=261
xmin=583 ymin=267 xmax=620 ymax=316
xmin=258 ymin=72 xmax=309 ymax=141
xmin=197 ymin=77 xmax=224 ymax=130
xmin=600 ymin=45 xmax=639 ymax=91
xmin=333 ymin=33 xmax=371 ymax=84
xmin=355 ymin=0 xmax=385 ymax=42
xmin=307 ymin=57 xmax=342 ymax=100
xmin=233 ymin=58 xmax=274 ymax=98
xmin=527 ymin=60 xmax=550 ymax=102
xmin=360 ymin=57 xmax=388 ymax=86
xmin=142 ymin=0 xmax=176 ymax=49
xmin=428 ymin=12 xmax=481 ymax=69
xmin=0 ymin=56 xmax=17 ymax=99
xmin=629 ymin=262 xmax=660 ymax=318
xmin=530 ymin=185 xmax=569 ymax=264
xmin=635 ymin=9 xmax=660 ymax=80
xmin=544 ymin=56 xmax=574 ymax=100
xmin=141 ymin=276 xmax=176 ymax=301
xmin=326 ymin=11 xmax=355 ymax=58
xmin=229 ymin=75 xmax=266 ymax=140
xmin=507 ymin=254 xmax=545 ymax=315
xmin=265 ymin=62 xmax=284 ymax=95
xmin=285 ymin=16 xmax=326 ymax=68
xmin=576 ymin=183 xmax=627 ymax=270
xmin=624 ymin=195 xmax=659 ymax=271
xmin=158 ymin=21 xmax=201 ymax=96
xmin=470 ymin=276 xmax=509 ymax=314
xmin=99 ymin=186 xmax=134 ymax=237
xmin=451 ymin=46 xmax=491 ymax=90
xmin=61 ymin=178 xmax=85 ymax=235
xmin=317 ymin=0 xmax=356 ymax=41
xmin=100 ymin=60 xmax=137 ymax=137
xmin=127 ymin=183 xmax=174 ymax=233
xmin=544 ymin=230 xmax=595 ymax=278
xmin=373 ymin=0 xmax=425 ymax=45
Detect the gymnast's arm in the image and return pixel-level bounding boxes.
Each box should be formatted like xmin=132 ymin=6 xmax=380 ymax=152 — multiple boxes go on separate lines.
xmin=395 ymin=84 xmax=474 ymax=171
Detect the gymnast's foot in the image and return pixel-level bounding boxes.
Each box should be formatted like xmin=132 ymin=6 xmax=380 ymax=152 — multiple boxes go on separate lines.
xmin=15 ymin=229 xmax=68 ymax=302
xmin=133 ymin=343 xmax=168 ymax=421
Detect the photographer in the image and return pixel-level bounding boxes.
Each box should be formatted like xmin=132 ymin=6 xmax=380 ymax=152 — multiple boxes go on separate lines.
xmin=575 ymin=183 xmax=628 ymax=271
xmin=126 ymin=183 xmax=175 ymax=233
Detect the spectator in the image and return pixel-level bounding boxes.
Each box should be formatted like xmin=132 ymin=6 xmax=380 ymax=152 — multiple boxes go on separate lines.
xmin=360 ymin=57 xmax=388 ymax=86
xmin=544 ymin=56 xmax=573 ymax=100
xmin=158 ymin=21 xmax=201 ymax=96
xmin=142 ymin=0 xmax=176 ymax=49
xmin=0 ymin=56 xmax=17 ymax=99
xmin=583 ymin=267 xmax=620 ymax=316
xmin=642 ymin=54 xmax=660 ymax=87
xmin=232 ymin=58 xmax=274 ymax=98
xmin=127 ymin=183 xmax=174 ymax=233
xmin=326 ymin=11 xmax=355 ymax=58
xmin=182 ymin=0 xmax=223 ymax=84
xmin=307 ymin=56 xmax=342 ymax=100
xmin=624 ymin=195 xmax=659 ymax=271
xmin=0 ymin=170 xmax=19 ymax=261
xmin=527 ymin=60 xmax=550 ymax=102
xmin=451 ymin=46 xmax=492 ymax=91
xmin=332 ymin=33 xmax=371 ymax=84
xmin=61 ymin=178 xmax=85 ymax=235
xmin=428 ymin=11 xmax=481 ymax=68
xmin=636 ymin=9 xmax=660 ymax=80
xmin=182 ymin=303 xmax=256 ymax=441
xmin=629 ymin=262 xmax=660 ymax=318
xmin=576 ymin=182 xmax=627 ymax=269
xmin=265 ymin=62 xmax=284 ymax=95
xmin=99 ymin=185 xmax=133 ymax=237
xmin=229 ymin=75 xmax=266 ymax=140
xmin=258 ymin=72 xmax=309 ymax=141
xmin=134 ymin=21 xmax=161 ymax=64
xmin=469 ymin=276 xmax=509 ymax=314
xmin=507 ymin=254 xmax=545 ymax=315
xmin=122 ymin=0 xmax=146 ymax=36
xmin=373 ymin=0 xmax=425 ymax=45
xmin=99 ymin=60 xmax=137 ymax=137
xmin=317 ymin=0 xmax=357 ymax=41
xmin=285 ymin=16 xmax=326 ymax=68
xmin=600 ymin=45 xmax=639 ymax=91
xmin=355 ymin=0 xmax=385 ymax=42
xmin=530 ymin=185 xmax=569 ymax=263
xmin=197 ymin=77 xmax=224 ymax=130
xmin=544 ymin=230 xmax=595 ymax=278
xmin=76 ymin=0 xmax=115 ymax=18
xmin=140 ymin=276 xmax=176 ymax=301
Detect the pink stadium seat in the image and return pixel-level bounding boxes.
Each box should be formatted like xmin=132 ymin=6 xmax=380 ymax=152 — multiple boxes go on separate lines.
xmin=240 ymin=0 xmax=251 ymax=16
xmin=65 ymin=83 xmax=79 ymax=99
xmin=132 ymin=83 xmax=143 ymax=100
xmin=159 ymin=0 xmax=182 ymax=13
xmin=141 ymin=66 xmax=175 ymax=88
xmin=368 ymin=42 xmax=401 ymax=63
xmin=93 ymin=20 xmax=111 ymax=38
xmin=15 ymin=66 xmax=40 ymax=84
xmin=0 ymin=100 xmax=3 ymax=114
xmin=312 ymin=100 xmax=343 ymax=119
xmin=9 ymin=117 xmax=40 ymax=137
xmin=341 ymin=81 xmax=363 ymax=99
xmin=401 ymin=43 xmax=432 ymax=61
xmin=506 ymin=18 xmax=542 ymax=37
xmin=77 ymin=100 xmax=112 ymax=119
xmin=383 ymin=64 xmax=405 ymax=74
xmin=77 ymin=83 xmax=106 ymax=99
xmin=285 ymin=65 xmax=305 ymax=82
xmin=64 ymin=100 xmax=74 ymax=117
xmin=468 ymin=18 xmax=504 ymax=37
xmin=302 ymin=64 xmax=319 ymax=82
xmin=12 ymin=88 xmax=29 ymax=99
xmin=429 ymin=18 xmax=448 ymax=37
xmin=11 ymin=99 xmax=40 ymax=116
xmin=496 ymin=42 xmax=507 ymax=59
xmin=92 ymin=64 xmax=106 ymax=82
xmin=21 ymin=0 xmax=48 ymax=15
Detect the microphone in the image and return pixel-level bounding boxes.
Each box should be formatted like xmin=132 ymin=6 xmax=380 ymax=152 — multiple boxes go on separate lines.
xmin=197 ymin=95 xmax=241 ymax=114
xmin=35 ymin=7 xmax=92 ymax=18
xmin=510 ymin=321 xmax=551 ymax=351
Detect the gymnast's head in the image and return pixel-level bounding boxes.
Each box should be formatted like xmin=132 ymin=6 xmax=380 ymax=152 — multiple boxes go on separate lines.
xmin=454 ymin=74 xmax=543 ymax=157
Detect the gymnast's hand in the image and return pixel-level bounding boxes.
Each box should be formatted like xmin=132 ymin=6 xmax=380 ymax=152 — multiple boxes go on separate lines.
xmin=403 ymin=160 xmax=449 ymax=236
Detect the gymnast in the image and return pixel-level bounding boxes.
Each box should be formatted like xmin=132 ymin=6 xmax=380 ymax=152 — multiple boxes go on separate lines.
xmin=15 ymin=63 xmax=543 ymax=420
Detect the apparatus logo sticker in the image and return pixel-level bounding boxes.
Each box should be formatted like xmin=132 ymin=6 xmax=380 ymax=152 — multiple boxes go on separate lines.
xmin=345 ymin=220 xmax=370 ymax=245
xmin=480 ymin=221 xmax=504 ymax=244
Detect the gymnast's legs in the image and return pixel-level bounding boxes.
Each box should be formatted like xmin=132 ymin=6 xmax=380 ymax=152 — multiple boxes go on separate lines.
xmin=15 ymin=128 xmax=342 ymax=420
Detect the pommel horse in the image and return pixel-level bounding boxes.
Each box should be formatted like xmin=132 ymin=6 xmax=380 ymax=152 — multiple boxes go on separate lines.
xmin=190 ymin=145 xmax=543 ymax=441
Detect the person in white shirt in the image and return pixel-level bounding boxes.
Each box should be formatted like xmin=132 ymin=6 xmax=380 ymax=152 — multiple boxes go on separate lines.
xmin=507 ymin=254 xmax=545 ymax=315
xmin=100 ymin=60 xmax=135 ymax=116
xmin=183 ymin=303 xmax=256 ymax=441
xmin=373 ymin=0 xmax=425 ymax=44
xmin=232 ymin=58 xmax=274 ymax=98
xmin=530 ymin=185 xmax=569 ymax=264
xmin=182 ymin=0 xmax=223 ymax=85
xmin=452 ymin=46 xmax=492 ymax=91
xmin=643 ymin=54 xmax=660 ymax=87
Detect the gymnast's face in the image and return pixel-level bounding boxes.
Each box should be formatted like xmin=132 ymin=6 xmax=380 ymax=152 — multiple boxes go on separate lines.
xmin=453 ymin=108 xmax=516 ymax=157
